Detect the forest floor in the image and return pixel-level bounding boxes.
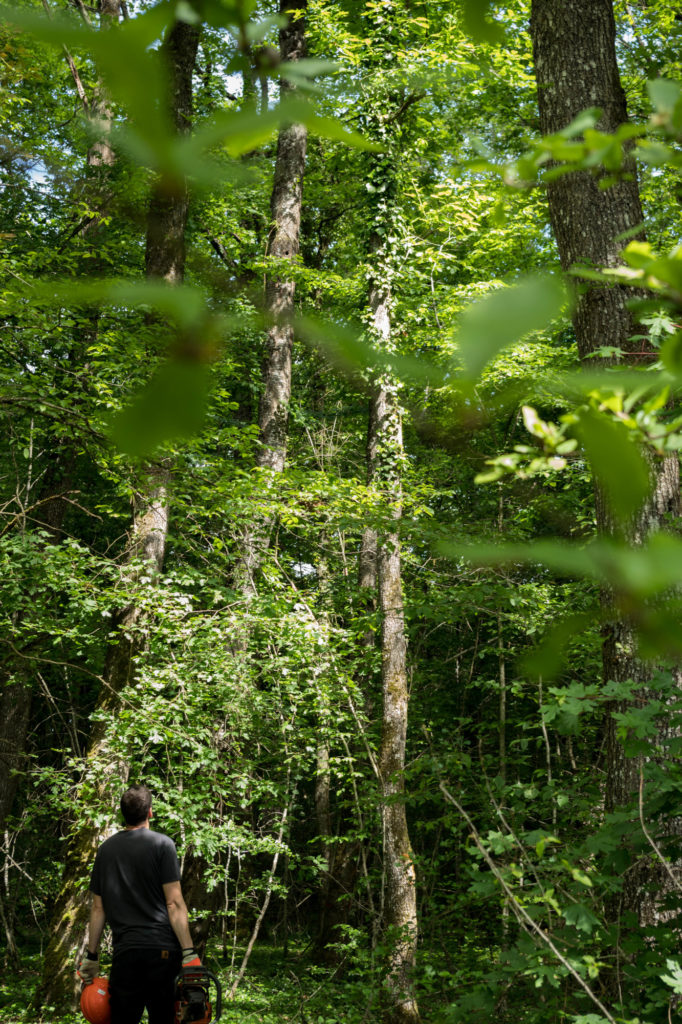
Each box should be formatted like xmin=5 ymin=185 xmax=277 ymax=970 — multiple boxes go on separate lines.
xmin=0 ymin=943 xmax=438 ymax=1024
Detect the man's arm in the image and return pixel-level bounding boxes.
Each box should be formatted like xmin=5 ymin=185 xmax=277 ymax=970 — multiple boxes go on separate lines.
xmin=87 ymin=894 xmax=106 ymax=955
xmin=163 ymin=880 xmax=193 ymax=949
xmin=78 ymin=894 xmax=106 ymax=984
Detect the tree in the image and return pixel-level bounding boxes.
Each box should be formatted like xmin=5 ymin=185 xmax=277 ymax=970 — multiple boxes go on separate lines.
xmin=530 ymin=0 xmax=681 ymax=967
xmin=532 ymin=0 xmax=679 ymax=921
xmin=238 ymin=0 xmax=308 ymax=596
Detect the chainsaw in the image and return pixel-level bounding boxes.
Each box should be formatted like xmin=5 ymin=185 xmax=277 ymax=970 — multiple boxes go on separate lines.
xmin=174 ymin=964 xmax=222 ymax=1024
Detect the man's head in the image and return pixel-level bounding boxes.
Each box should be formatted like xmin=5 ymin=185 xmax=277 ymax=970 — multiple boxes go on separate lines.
xmin=120 ymin=784 xmax=152 ymax=826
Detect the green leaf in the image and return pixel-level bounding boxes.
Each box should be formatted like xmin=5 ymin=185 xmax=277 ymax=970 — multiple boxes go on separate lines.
xmin=558 ymin=108 xmax=602 ymax=138
xmin=174 ymin=0 xmax=201 ymax=25
xmin=108 ymin=361 xmax=211 ymax=456
xmin=648 ymin=78 xmax=682 ymax=119
xmin=522 ymin=613 xmax=597 ymax=682
xmin=562 ymin=903 xmax=600 ymax=934
xmin=296 ymin=315 xmax=444 ymax=385
xmin=437 ymin=538 xmax=603 ymax=582
xmin=535 ymin=835 xmax=560 ymax=857
xmin=660 ymin=331 xmax=682 ymax=375
xmin=571 ymin=407 xmax=651 ymax=525
xmin=302 ymin=112 xmax=381 ymax=150
xmin=562 ymin=860 xmax=593 ymax=887
xmin=661 ymin=958 xmax=682 ymax=995
xmin=458 ymin=0 xmax=504 ymax=43
xmin=454 ymin=275 xmax=567 ymax=378
xmin=31 ymin=278 xmax=210 ymax=330
xmin=279 ymin=58 xmax=340 ymax=81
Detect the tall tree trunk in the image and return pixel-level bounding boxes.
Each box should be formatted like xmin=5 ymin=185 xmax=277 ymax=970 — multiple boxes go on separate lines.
xmin=258 ymin=0 xmax=306 ymax=473
xmin=86 ymin=0 xmax=120 ymax=169
xmin=530 ymin=0 xmax=681 ymax=995
xmin=36 ymin=17 xmax=199 ymax=1012
xmin=365 ymin=270 xmax=419 ymax=1023
xmin=239 ymin=0 xmax=307 ymax=593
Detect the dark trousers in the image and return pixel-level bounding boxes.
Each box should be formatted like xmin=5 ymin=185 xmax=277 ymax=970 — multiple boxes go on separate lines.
xmin=109 ymin=947 xmax=182 ymax=1024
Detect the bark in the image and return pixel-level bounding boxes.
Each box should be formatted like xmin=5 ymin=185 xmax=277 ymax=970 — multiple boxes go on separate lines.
xmin=36 ymin=17 xmax=198 ymax=1011
xmin=86 ymin=0 xmax=121 ymax=169
xmin=530 ymin=0 xmax=681 ymax=991
xmin=257 ymin=0 xmax=307 ymax=475
xmin=365 ymin=275 xmax=419 ymax=1023
xmin=376 ymin=422 xmax=419 ymax=1024
xmin=237 ymin=0 xmax=307 ymax=595
xmin=145 ymin=19 xmax=201 ymax=284
xmin=531 ymin=0 xmax=645 ymax=362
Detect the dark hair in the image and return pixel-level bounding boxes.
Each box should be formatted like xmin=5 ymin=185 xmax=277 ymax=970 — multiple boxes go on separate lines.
xmin=120 ymin=784 xmax=152 ymax=826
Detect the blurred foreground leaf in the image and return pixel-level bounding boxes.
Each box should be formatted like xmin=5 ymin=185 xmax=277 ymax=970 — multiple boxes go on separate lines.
xmin=108 ymin=361 xmax=212 ymax=457
xmin=454 ymin=275 xmax=568 ymax=378
xmin=440 ymin=532 xmax=682 ymax=601
xmin=570 ymin=407 xmax=652 ymax=526
xmin=297 ymin=315 xmax=444 ymax=385
xmin=458 ymin=0 xmax=504 ymax=43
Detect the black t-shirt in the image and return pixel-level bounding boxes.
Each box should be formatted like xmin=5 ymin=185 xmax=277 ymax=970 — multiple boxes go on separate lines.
xmin=90 ymin=828 xmax=181 ymax=954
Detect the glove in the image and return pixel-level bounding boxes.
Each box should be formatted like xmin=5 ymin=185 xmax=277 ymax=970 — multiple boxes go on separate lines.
xmin=182 ymin=947 xmax=201 ymax=967
xmin=78 ymin=952 xmax=99 ymax=985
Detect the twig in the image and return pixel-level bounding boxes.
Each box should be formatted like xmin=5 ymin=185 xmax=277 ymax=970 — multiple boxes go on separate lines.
xmin=0 ymin=491 xmax=101 ymax=537
xmin=4 ymin=640 xmax=108 ymax=688
xmin=40 ymin=0 xmax=90 ymax=113
xmin=383 ymin=91 xmax=426 ymax=126
xmin=228 ymin=788 xmax=291 ymax=999
xmin=538 ymin=677 xmax=556 ymax=828
xmin=638 ymin=762 xmax=682 ymax=895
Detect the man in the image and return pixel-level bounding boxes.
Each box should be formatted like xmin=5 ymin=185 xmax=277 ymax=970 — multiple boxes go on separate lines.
xmin=78 ymin=784 xmax=201 ymax=1024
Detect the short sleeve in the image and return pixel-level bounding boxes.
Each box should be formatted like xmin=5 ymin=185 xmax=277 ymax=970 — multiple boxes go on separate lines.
xmin=158 ymin=838 xmax=181 ymax=885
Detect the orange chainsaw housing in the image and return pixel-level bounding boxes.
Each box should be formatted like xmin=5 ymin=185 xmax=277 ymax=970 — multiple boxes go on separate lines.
xmin=174 ymin=964 xmax=221 ymax=1024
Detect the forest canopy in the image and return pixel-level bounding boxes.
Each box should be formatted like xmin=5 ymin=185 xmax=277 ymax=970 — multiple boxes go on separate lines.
xmin=2 ymin=1 xmax=682 ymax=1023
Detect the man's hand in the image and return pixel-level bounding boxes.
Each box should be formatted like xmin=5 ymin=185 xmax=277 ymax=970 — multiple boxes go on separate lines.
xmin=182 ymin=947 xmax=201 ymax=967
xmin=78 ymin=953 xmax=99 ymax=985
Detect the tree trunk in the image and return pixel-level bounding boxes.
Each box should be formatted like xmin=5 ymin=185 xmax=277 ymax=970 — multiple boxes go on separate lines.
xmin=145 ymin=19 xmax=200 ymax=283
xmin=374 ymin=397 xmax=419 ymax=1024
xmin=86 ymin=0 xmax=120 ymax=169
xmin=258 ymin=0 xmax=307 ymax=474
xmin=365 ymin=271 xmax=419 ymax=1023
xmin=238 ymin=0 xmax=307 ymax=593
xmin=530 ymin=0 xmax=647 ymax=361
xmin=36 ymin=16 xmax=199 ymax=1011
xmin=530 ymin=0 xmax=681 ymax=995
